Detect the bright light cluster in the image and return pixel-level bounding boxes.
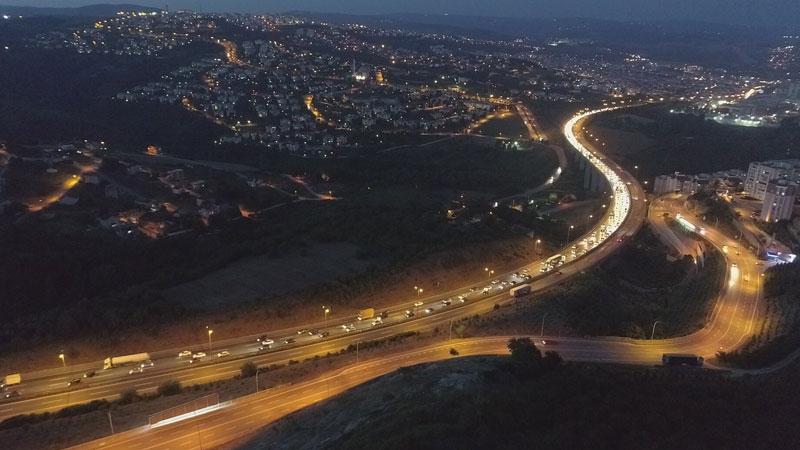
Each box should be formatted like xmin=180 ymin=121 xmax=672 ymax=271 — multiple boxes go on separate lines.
xmin=562 ymin=107 xmax=632 ymax=250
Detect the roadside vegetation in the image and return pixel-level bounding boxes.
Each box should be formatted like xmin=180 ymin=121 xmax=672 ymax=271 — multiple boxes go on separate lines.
xmin=239 ymin=349 xmax=800 ymax=450
xmin=718 ymin=261 xmax=800 ymax=368
xmin=587 ymin=105 xmax=800 ymax=181
xmin=0 ymin=134 xmax=558 ymax=371
xmin=0 ymin=331 xmax=426 ymax=450
xmin=463 ymin=225 xmax=724 ymax=339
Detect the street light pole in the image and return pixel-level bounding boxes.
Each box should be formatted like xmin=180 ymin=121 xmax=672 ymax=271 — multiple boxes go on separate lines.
xmin=58 ymin=351 xmax=66 ymax=368
xmin=323 ymin=306 xmax=330 ymax=325
xmin=540 ymin=313 xmax=547 ymax=337
xmin=107 ymin=409 xmax=115 ymax=435
xmin=651 ymin=321 xmax=662 ymax=340
xmin=255 ymin=366 xmax=261 ymax=393
xmin=206 ymin=327 xmax=213 ymax=351
xmin=567 ymin=225 xmax=575 ymax=242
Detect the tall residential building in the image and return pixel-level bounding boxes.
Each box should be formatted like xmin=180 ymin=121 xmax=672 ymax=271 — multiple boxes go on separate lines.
xmin=760 ymin=180 xmax=797 ymax=222
xmin=744 ymin=159 xmax=800 ymax=200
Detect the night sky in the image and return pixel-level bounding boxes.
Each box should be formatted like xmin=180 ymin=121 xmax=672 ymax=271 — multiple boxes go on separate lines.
xmin=5 ymin=0 xmax=800 ymax=28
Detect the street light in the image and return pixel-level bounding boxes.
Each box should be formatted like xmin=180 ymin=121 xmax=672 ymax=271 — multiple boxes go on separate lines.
xmin=536 ymin=239 xmax=542 ymax=254
xmin=651 ymin=321 xmax=662 ymax=339
xmin=323 ymin=306 xmax=331 ymax=324
xmin=58 ymin=351 xmax=66 ymax=368
xmin=567 ymin=225 xmax=575 ymax=242
xmin=206 ymin=327 xmax=213 ymax=351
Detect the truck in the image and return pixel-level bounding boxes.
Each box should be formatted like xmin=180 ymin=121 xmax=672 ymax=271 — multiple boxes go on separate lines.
xmin=1 ymin=374 xmax=21 ymax=388
xmin=510 ymin=284 xmax=532 ymax=298
xmin=103 ymin=353 xmax=151 ymax=370
xmin=357 ymin=308 xmax=375 ymax=321
xmin=662 ymin=353 xmax=704 ymax=367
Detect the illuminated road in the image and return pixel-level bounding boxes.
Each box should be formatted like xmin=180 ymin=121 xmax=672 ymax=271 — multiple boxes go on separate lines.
xmin=6 ymin=105 xmax=768 ymax=450
xmin=0 ymin=104 xmax=644 ymax=421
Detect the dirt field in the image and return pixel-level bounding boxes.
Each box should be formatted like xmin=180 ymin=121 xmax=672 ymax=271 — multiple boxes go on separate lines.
xmin=163 ymin=243 xmax=372 ymax=311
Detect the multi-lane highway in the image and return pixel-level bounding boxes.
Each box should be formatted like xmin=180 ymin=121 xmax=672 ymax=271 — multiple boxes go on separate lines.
xmin=0 ymin=104 xmax=644 ymax=423
xmin=5 ymin=104 xmax=770 ymax=450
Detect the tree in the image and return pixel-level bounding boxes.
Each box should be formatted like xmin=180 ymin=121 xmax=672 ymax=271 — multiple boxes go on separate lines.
xmin=543 ymin=351 xmax=563 ymax=369
xmin=240 ymin=361 xmax=258 ymax=378
xmin=507 ymin=337 xmax=542 ymax=368
xmin=157 ymin=380 xmax=182 ymax=397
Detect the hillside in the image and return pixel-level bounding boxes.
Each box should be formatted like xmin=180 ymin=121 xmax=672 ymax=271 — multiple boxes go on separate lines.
xmin=232 ymin=354 xmax=800 ymax=450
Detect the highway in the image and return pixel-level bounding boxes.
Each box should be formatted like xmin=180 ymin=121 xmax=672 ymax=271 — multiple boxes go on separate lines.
xmin=0 ymin=104 xmax=644 ymax=422
xmin=5 ymin=103 xmax=769 ymax=449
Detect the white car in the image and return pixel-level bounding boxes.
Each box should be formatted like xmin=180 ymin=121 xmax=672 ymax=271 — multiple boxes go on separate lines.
xmin=216 ymin=350 xmax=230 ymax=358
xmin=260 ymin=339 xmax=274 ymax=346
xmin=140 ymin=360 xmax=154 ymax=368
xmin=192 ymin=352 xmax=206 ymax=359
xmin=178 ymin=350 xmax=192 ymax=358
xmin=128 ymin=366 xmax=144 ymax=375
xmin=424 ymin=308 xmax=434 ymax=314
xmin=413 ymin=301 xmax=424 ymax=307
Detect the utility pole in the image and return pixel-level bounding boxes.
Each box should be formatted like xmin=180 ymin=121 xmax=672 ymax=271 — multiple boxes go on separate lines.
xmin=540 ymin=313 xmax=547 ymax=337
xmin=107 ymin=409 xmax=115 ymax=435
xmin=449 ymin=319 xmax=454 ymax=341
xmin=356 ymin=341 xmax=360 ymax=363
xmin=255 ymin=366 xmax=261 ymax=393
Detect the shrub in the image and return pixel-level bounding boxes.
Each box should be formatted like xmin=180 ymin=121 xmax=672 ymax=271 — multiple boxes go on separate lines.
xmin=240 ymin=362 xmax=258 ymax=378
xmin=157 ymin=380 xmax=182 ymax=397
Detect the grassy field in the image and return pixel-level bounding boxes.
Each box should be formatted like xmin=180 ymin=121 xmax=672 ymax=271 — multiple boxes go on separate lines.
xmin=473 ymin=113 xmax=528 ymax=140
xmin=163 ymin=243 xmax=371 ymax=311
xmin=588 ymin=105 xmax=800 ymax=180
xmin=463 ymin=225 xmax=724 ymax=339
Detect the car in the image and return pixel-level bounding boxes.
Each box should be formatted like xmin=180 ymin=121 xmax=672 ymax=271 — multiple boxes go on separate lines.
xmin=67 ymin=378 xmax=82 ymax=386
xmin=283 ymin=338 xmax=296 ymax=344
xmin=4 ymin=390 xmax=19 ymax=399
xmin=128 ymin=367 xmax=143 ymax=375
xmin=192 ymin=352 xmax=207 ymax=359
xmin=83 ymin=370 xmax=96 ymax=378
xmin=317 ymin=331 xmax=330 ymax=338
xmin=441 ymin=299 xmax=451 ymax=306
xmin=424 ymin=308 xmax=434 ymax=314
xmin=260 ymin=338 xmax=274 ymax=346
xmin=491 ymin=280 xmax=499 ymax=285
xmin=413 ymin=301 xmax=424 ymax=307
xmin=258 ymin=344 xmax=271 ymax=351
xmin=307 ymin=330 xmax=318 ymax=336
xmin=216 ymin=350 xmax=231 ymax=358
xmin=296 ymin=329 xmax=310 ymax=335
xmin=458 ymin=295 xmax=466 ymax=303
xmin=469 ymin=287 xmax=476 ymax=292
xmin=178 ymin=350 xmax=192 ymax=358
xmin=405 ymin=310 xmax=415 ymax=318
xmin=140 ymin=360 xmax=154 ymax=368
xmin=371 ymin=318 xmax=383 ymax=326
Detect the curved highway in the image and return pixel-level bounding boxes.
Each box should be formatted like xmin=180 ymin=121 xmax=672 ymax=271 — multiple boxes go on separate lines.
xmin=7 ymin=105 xmax=768 ymax=450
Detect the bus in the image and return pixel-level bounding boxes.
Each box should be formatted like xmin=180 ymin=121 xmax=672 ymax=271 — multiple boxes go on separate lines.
xmin=510 ymin=284 xmax=532 ymax=298
xmin=661 ymin=353 xmax=704 ymax=367
xmin=545 ymin=254 xmax=564 ymax=268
